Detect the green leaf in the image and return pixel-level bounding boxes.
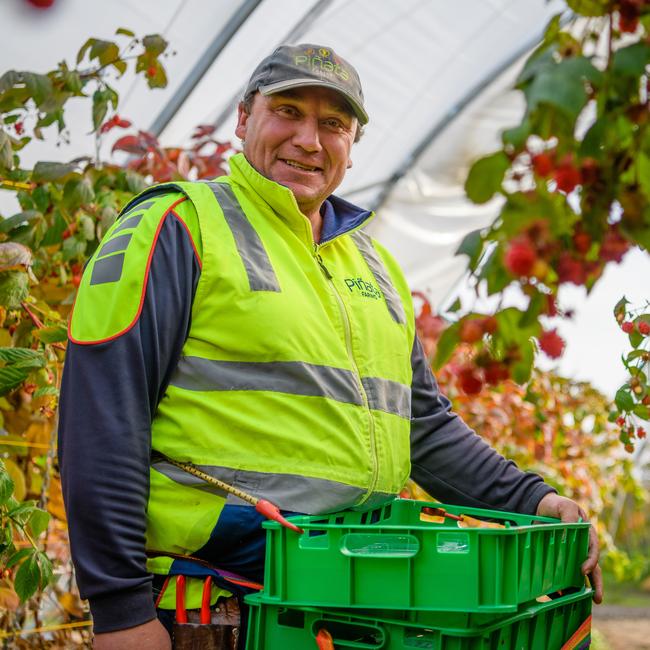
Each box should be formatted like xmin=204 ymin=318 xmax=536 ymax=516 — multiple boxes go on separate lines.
xmin=565 ymin=0 xmax=608 ymax=16
xmin=40 ymin=210 xmax=67 ymax=247
xmin=525 ymin=57 xmax=602 ymax=120
xmin=0 ymin=347 xmax=42 ymax=364
xmin=77 ymin=37 xmax=95 ymax=64
xmin=502 ymin=118 xmax=531 ymax=150
xmin=61 ymin=235 xmax=87 ymax=261
xmin=37 ymin=551 xmax=53 ymax=588
xmin=629 ymin=329 xmax=643 ymax=349
xmin=32 ymin=161 xmax=78 ymax=182
xmin=0 ymin=271 xmax=29 ymax=309
xmin=14 ymin=553 xmax=40 ymax=602
xmin=464 ymin=151 xmax=510 ymax=204
xmin=579 ymin=117 xmax=606 ymax=159
xmin=22 ymin=73 xmax=53 ymax=108
xmin=5 ymin=547 xmax=32 ymax=569
xmin=0 ymin=211 xmax=42 ymax=234
xmin=112 ymin=60 xmax=128 ymax=76
xmin=28 ymin=509 xmax=50 ymax=538
xmin=615 ymin=387 xmax=635 ymax=412
xmin=33 ymin=386 xmax=58 ymax=398
xmin=633 ymin=404 xmax=650 ymax=419
xmin=116 ymin=27 xmax=135 ymax=37
xmin=613 ymin=296 xmax=629 ymax=320
xmin=63 ymin=70 xmax=83 ymax=94
xmin=455 ymin=229 xmax=483 ymax=267
xmin=446 ymin=298 xmax=461 ymax=313
xmin=612 ymin=42 xmax=650 ymax=77
xmin=0 ymin=130 xmax=13 ymax=169
xmin=432 ymin=321 xmax=461 ymax=370
xmin=92 ymin=90 xmax=109 ymax=131
xmin=0 ymin=460 xmax=15 ymax=505
xmin=0 ymin=365 xmax=28 ymax=396
xmin=512 ymin=339 xmax=535 ymax=384
xmin=143 ymin=34 xmax=168 ymax=56
xmin=0 ymin=70 xmax=20 ymax=93
xmin=33 ymin=326 xmax=67 ymax=344
xmin=638 ymin=153 xmax=650 ymax=202
xmin=89 ymin=40 xmax=119 ymax=67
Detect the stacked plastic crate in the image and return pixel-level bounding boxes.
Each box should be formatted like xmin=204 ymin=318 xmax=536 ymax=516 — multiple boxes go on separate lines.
xmin=245 ymin=499 xmax=593 ymax=649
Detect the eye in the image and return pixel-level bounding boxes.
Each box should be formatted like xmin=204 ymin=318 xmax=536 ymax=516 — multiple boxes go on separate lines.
xmin=277 ymin=105 xmax=300 ymax=118
xmin=323 ymin=118 xmax=346 ymax=130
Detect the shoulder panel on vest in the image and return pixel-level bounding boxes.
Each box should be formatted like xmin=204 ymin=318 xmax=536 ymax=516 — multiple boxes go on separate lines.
xmin=69 ymin=191 xmax=189 ymax=344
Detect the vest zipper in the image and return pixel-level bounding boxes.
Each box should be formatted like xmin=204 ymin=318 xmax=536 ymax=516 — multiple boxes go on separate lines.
xmin=313 ymin=243 xmax=379 ymax=504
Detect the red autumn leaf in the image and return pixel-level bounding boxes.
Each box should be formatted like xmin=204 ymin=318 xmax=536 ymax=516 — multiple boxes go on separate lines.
xmin=111 ymin=135 xmax=148 ymax=155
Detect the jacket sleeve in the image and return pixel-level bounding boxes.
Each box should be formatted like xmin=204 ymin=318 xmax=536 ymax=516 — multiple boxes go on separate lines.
xmin=409 ymin=336 xmax=555 ymax=514
xmin=58 ymin=198 xmax=201 ymax=633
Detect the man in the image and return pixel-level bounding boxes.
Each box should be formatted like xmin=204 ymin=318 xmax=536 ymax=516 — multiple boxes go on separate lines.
xmin=58 ymin=44 xmax=602 ymax=649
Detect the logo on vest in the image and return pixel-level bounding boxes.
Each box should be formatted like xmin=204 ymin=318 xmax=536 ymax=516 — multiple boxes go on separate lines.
xmin=344 ymin=277 xmax=382 ymax=300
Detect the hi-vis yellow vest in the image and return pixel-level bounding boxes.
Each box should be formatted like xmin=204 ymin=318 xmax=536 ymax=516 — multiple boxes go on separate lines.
xmin=70 ymin=153 xmax=415 ymax=559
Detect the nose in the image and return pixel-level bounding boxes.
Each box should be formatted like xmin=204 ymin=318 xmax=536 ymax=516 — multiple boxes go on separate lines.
xmin=292 ymin=117 xmax=322 ymax=153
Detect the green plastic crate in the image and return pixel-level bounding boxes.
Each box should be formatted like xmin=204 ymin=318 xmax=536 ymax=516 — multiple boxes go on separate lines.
xmin=245 ymin=588 xmax=593 ymax=650
xmin=262 ymin=499 xmax=590 ymax=613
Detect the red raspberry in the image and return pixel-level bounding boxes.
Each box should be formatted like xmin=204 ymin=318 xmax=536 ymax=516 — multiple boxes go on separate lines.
xmin=624 ymin=442 xmax=635 ymax=453
xmin=579 ymin=158 xmax=600 ymax=185
xmin=621 ymin=321 xmax=635 ymax=334
xmin=531 ymin=153 xmax=554 ymax=177
xmin=572 ymin=231 xmax=591 ymax=255
xmin=557 ymin=253 xmax=586 ymax=286
xmin=458 ymin=366 xmax=483 ymax=395
xmin=504 ymin=238 xmax=537 ymax=277
xmin=638 ymin=321 xmax=650 ymax=335
xmin=616 ymin=416 xmax=626 ymax=426
xmin=481 ymin=316 xmax=498 ymax=335
xmin=553 ymin=157 xmax=582 ymax=193
xmin=638 ymin=427 xmax=647 ymax=439
xmin=619 ymin=14 xmax=639 ymax=32
xmin=14 ymin=121 xmax=24 ymax=135
xmin=601 ymin=228 xmax=629 ymax=263
xmin=459 ymin=319 xmax=484 ymax=344
xmin=484 ymin=361 xmax=510 ymax=385
xmin=539 ymin=329 xmax=565 ymax=359
xmin=642 ymin=395 xmax=650 ymax=406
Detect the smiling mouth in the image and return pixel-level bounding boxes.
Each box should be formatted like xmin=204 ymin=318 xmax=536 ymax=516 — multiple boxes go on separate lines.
xmin=281 ymin=159 xmax=322 ymax=172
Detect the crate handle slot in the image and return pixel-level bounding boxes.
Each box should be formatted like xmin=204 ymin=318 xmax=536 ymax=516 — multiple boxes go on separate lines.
xmin=312 ymin=620 xmax=385 ymax=648
xmin=339 ymin=533 xmax=420 ymax=558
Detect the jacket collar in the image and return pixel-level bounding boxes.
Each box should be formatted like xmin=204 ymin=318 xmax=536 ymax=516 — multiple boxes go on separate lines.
xmin=228 ymin=153 xmax=374 ymax=244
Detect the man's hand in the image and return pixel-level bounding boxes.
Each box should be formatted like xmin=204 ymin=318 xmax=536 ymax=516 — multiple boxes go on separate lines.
xmin=536 ymin=492 xmax=603 ymax=603
xmin=94 ymin=618 xmax=171 ymax=650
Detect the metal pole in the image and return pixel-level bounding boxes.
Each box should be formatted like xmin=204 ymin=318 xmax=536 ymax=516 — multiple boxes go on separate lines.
xmin=148 ymin=0 xmax=263 ymax=137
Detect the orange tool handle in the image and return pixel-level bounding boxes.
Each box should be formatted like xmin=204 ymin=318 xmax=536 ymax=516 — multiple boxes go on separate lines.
xmin=175 ymin=575 xmax=187 ymax=624
xmin=200 ymin=575 xmax=212 ymax=625
xmin=256 ymin=499 xmax=304 ymax=534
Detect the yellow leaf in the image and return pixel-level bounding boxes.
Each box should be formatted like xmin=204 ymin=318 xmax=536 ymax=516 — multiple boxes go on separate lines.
xmin=58 ymin=591 xmax=84 ymax=617
xmin=0 ymin=587 xmax=19 ymax=612
xmin=47 ymin=476 xmax=66 ymax=523
xmin=3 ymin=458 xmax=26 ymax=501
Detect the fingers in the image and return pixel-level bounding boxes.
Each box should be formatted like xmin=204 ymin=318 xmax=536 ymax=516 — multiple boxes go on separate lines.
xmin=581 ymin=525 xmax=603 ymax=603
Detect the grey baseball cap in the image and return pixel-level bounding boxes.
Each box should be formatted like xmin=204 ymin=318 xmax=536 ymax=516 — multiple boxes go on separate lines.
xmin=243 ymin=43 xmax=368 ymax=125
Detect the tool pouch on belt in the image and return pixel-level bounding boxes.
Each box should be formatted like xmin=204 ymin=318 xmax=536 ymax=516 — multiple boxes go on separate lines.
xmin=172 ymin=576 xmax=240 ymax=650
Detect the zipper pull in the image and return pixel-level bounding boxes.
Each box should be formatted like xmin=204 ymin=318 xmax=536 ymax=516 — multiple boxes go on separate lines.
xmin=314 ymin=245 xmax=333 ymax=279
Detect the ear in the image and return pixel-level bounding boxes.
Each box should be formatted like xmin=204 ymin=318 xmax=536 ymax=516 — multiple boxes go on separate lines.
xmin=235 ymin=101 xmax=249 ymax=140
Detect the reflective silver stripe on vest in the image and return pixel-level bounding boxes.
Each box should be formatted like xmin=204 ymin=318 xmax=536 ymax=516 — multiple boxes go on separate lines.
xmin=171 ymin=357 xmax=411 ymax=418
xmin=171 ymin=357 xmax=363 ymax=405
xmin=351 ymin=231 xmax=406 ymax=324
xmin=204 ymin=181 xmax=281 ymax=292
xmin=151 ymin=461 xmax=395 ymax=514
xmin=97 ymin=233 xmax=132 ymax=258
xmin=362 ymin=376 xmax=411 ymax=419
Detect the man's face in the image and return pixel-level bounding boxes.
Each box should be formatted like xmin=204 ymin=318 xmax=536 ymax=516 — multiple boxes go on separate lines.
xmin=235 ymin=86 xmax=357 ymax=217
